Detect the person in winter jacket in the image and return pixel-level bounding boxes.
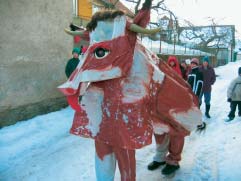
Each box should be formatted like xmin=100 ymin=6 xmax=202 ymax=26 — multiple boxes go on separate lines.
xmin=167 ymin=56 xmax=182 ymax=77
xmin=65 ymin=48 xmax=80 ymax=78
xmin=226 ymin=67 xmax=241 ymax=121
xmin=188 ymin=58 xmax=203 ymax=103
xmin=199 ymin=56 xmax=216 ymax=118
xmin=188 ymin=58 xmax=206 ymax=130
xmin=147 ymin=57 xmax=187 ymax=175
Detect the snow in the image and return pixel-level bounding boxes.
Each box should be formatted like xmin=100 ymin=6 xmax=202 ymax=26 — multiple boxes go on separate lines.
xmin=142 ymin=37 xmax=213 ymax=56
xmin=1 ymin=61 xmax=241 ymax=181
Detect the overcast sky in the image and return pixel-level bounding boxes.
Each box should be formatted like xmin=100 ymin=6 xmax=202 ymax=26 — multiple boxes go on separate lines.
xmin=122 ymin=0 xmax=241 ymax=39
xmin=164 ymin=0 xmax=241 ymax=38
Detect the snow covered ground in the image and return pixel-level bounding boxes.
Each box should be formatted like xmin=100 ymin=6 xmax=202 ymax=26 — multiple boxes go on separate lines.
xmin=1 ymin=61 xmax=241 ymax=181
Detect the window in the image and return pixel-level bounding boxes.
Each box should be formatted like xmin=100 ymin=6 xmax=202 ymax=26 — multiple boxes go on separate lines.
xmin=73 ymin=0 xmax=78 ymax=16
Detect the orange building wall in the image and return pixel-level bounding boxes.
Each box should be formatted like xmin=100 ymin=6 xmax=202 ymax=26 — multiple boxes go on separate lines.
xmin=78 ymin=0 xmax=92 ymax=20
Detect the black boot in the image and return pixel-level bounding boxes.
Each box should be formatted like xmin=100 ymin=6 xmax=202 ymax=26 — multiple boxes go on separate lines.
xmin=161 ymin=164 xmax=180 ymax=175
xmin=147 ymin=161 xmax=165 ymax=170
xmin=205 ymin=104 xmax=211 ymax=118
xmin=226 ymin=116 xmax=234 ymax=122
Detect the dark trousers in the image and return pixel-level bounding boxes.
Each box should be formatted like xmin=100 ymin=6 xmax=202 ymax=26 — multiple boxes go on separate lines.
xmin=201 ymin=92 xmax=211 ymax=105
xmin=228 ymin=101 xmax=241 ymax=119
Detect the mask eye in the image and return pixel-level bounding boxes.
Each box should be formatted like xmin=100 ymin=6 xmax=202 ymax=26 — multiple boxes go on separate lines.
xmin=94 ymin=47 xmax=110 ymax=59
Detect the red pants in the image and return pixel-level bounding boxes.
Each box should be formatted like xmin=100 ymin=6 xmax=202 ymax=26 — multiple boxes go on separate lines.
xmin=153 ymin=133 xmax=184 ymax=165
xmin=95 ymin=141 xmax=136 ymax=181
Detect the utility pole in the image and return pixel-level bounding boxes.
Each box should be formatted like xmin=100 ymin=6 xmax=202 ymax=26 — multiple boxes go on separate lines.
xmin=159 ymin=35 xmax=162 ymax=53
xmin=173 ymin=33 xmax=176 ymax=54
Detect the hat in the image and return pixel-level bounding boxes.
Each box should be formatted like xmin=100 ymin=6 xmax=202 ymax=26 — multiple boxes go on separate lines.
xmin=191 ymin=58 xmax=199 ymax=65
xmin=72 ymin=47 xmax=80 ymax=55
xmin=202 ymin=56 xmax=210 ymax=63
xmin=239 ymin=67 xmax=241 ymax=75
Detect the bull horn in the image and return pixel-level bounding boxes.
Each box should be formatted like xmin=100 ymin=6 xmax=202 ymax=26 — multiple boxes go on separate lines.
xmin=129 ymin=24 xmax=161 ymax=34
xmin=64 ymin=28 xmax=85 ymax=36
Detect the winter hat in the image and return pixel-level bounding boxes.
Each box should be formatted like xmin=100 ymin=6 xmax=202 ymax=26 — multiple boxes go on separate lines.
xmin=72 ymin=47 xmax=80 ymax=55
xmin=202 ymin=56 xmax=210 ymax=64
xmin=239 ymin=67 xmax=241 ymax=75
xmin=191 ymin=58 xmax=199 ymax=65
xmin=185 ymin=59 xmax=191 ymax=65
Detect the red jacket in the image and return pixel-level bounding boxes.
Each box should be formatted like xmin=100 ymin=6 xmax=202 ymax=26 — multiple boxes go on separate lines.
xmin=167 ymin=56 xmax=182 ymax=77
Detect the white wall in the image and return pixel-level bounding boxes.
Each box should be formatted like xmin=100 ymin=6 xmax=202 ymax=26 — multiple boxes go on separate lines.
xmin=0 ymin=0 xmax=73 ymax=127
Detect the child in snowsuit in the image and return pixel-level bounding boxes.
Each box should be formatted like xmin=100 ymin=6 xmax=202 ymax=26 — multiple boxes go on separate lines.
xmin=226 ymin=67 xmax=241 ymax=121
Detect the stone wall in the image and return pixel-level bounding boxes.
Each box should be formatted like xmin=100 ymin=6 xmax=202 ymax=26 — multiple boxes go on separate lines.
xmin=0 ymin=0 xmax=73 ymax=127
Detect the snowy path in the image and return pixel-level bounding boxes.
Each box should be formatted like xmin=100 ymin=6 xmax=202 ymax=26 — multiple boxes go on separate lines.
xmin=1 ymin=61 xmax=241 ymax=181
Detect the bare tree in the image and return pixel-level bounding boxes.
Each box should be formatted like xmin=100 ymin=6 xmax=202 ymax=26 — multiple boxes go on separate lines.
xmin=179 ymin=19 xmax=235 ymax=56
xmin=123 ymin=0 xmax=178 ymax=28
xmin=121 ymin=0 xmax=180 ymax=45
xmin=96 ymin=0 xmax=178 ymax=23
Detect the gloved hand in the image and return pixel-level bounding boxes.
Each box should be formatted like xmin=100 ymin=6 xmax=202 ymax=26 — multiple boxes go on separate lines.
xmin=227 ymin=98 xmax=232 ymax=102
xmin=196 ymin=122 xmax=206 ymax=132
